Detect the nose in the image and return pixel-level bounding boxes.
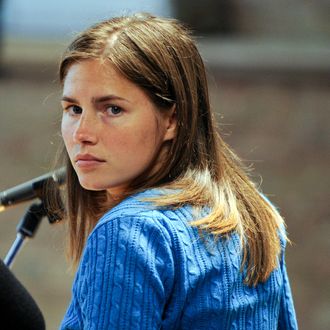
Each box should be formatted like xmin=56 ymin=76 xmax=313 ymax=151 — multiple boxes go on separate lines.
xmin=73 ymin=111 xmax=98 ymax=145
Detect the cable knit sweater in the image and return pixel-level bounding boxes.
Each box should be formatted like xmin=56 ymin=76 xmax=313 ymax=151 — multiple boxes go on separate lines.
xmin=60 ymin=189 xmax=298 ymax=329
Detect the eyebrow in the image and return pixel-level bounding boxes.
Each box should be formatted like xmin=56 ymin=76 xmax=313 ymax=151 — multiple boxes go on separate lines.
xmin=61 ymin=95 xmax=131 ymax=104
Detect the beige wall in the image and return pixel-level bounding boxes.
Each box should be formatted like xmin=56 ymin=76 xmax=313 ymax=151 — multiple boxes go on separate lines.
xmin=0 ymin=34 xmax=329 ymax=329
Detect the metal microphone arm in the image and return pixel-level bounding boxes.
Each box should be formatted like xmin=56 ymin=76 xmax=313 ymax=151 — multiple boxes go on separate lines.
xmin=4 ymin=202 xmax=46 ymax=268
xmin=2 ymin=168 xmax=66 ymax=268
xmin=0 ymin=167 xmax=66 ymax=211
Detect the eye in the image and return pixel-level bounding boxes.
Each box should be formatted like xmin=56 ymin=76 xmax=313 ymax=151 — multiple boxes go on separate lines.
xmin=106 ymin=105 xmax=122 ymax=116
xmin=64 ymin=105 xmax=82 ymax=115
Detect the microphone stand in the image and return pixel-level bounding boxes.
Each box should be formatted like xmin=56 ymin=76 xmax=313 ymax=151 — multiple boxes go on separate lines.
xmin=4 ymin=202 xmax=46 ymax=268
xmin=4 ymin=191 xmax=64 ymax=268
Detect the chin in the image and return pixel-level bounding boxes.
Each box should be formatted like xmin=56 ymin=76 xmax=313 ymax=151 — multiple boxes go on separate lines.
xmin=75 ymin=170 xmax=129 ymax=194
xmin=77 ymin=177 xmax=106 ymax=191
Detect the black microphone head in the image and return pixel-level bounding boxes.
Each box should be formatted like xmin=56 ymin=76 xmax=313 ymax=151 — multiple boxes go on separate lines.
xmin=0 ymin=167 xmax=66 ymax=213
xmin=0 ymin=259 xmax=46 ymax=330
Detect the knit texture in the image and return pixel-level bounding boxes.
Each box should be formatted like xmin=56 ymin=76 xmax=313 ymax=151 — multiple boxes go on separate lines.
xmin=60 ymin=189 xmax=298 ymax=329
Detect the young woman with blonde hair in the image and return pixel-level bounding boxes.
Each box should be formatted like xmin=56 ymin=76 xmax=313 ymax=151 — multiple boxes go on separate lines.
xmin=57 ymin=13 xmax=297 ymax=329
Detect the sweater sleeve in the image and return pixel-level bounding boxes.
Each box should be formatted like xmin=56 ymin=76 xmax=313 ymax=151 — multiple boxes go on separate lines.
xmin=277 ymin=247 xmax=298 ymax=329
xmin=62 ymin=214 xmax=175 ymax=330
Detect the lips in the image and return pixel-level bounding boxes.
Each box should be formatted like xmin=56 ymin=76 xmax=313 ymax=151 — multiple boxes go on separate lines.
xmin=74 ymin=154 xmax=105 ymax=168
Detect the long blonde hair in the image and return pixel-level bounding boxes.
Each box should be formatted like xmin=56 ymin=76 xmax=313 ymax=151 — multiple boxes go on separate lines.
xmin=57 ymin=13 xmax=285 ymax=286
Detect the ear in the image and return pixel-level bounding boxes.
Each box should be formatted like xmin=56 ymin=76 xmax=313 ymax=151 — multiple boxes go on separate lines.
xmin=162 ymin=105 xmax=177 ymax=142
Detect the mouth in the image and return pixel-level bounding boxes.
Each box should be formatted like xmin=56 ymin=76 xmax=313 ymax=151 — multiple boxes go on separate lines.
xmin=74 ymin=154 xmax=106 ymax=168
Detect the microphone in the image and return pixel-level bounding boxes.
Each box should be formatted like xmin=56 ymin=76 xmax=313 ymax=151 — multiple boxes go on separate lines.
xmin=0 ymin=258 xmax=46 ymax=330
xmin=0 ymin=168 xmax=66 ymax=212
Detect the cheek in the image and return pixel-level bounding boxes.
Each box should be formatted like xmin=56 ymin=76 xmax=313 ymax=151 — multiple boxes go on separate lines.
xmin=106 ymin=123 xmax=159 ymax=161
xmin=61 ymin=117 xmax=74 ymax=149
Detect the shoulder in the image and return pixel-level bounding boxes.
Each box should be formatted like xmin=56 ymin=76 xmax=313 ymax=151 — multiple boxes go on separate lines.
xmin=69 ymin=190 xmax=187 ymax=328
xmin=92 ymin=188 xmax=196 ymax=239
xmin=77 ymin=189 xmax=186 ymax=283
xmin=81 ymin=188 xmax=201 ymax=278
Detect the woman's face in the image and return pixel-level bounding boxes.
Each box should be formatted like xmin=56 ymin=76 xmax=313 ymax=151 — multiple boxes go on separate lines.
xmin=61 ymin=59 xmax=175 ymax=196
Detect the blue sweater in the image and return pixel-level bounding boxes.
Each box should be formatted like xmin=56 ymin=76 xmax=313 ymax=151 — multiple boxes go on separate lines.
xmin=60 ymin=189 xmax=298 ymax=329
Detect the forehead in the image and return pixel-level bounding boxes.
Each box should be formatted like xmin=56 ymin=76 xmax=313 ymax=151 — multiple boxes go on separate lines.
xmin=62 ymin=59 xmax=157 ymax=109
xmin=64 ymin=60 xmax=127 ymax=88
xmin=63 ymin=60 xmax=136 ymax=94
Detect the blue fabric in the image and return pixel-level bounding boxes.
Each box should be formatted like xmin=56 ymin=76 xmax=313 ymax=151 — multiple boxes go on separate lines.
xmin=60 ymin=189 xmax=298 ymax=329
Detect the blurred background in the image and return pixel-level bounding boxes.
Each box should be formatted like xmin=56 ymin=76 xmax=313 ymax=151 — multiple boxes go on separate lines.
xmin=0 ymin=0 xmax=329 ymax=329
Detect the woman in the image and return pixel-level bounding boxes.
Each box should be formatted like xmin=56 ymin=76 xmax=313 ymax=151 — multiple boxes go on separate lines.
xmin=57 ymin=13 xmax=297 ymax=329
